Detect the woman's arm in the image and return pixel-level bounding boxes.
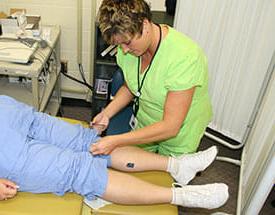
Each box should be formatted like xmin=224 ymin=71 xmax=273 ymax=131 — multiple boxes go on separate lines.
xmin=91 ymin=87 xmax=195 ymax=155
xmin=91 ymin=83 xmax=134 ymax=132
xmin=104 ymin=83 xmax=134 ymax=118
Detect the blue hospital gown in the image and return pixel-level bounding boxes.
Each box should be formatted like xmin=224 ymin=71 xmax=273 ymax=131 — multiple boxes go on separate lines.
xmin=0 ymin=95 xmax=110 ymax=200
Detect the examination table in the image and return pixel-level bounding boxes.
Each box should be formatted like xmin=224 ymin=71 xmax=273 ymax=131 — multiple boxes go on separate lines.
xmin=0 ymin=118 xmax=177 ymax=215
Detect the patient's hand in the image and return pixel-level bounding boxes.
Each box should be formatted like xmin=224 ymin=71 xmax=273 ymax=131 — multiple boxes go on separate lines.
xmin=0 ymin=178 xmax=19 ymax=200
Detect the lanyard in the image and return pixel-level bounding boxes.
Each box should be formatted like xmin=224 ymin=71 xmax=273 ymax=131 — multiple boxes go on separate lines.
xmin=133 ymin=24 xmax=162 ymax=117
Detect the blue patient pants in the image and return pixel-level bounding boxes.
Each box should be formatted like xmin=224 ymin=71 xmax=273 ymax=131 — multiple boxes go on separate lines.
xmin=7 ymin=112 xmax=110 ymax=200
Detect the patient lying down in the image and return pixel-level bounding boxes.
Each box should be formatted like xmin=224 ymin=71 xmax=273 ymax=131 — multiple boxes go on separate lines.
xmin=0 ymin=95 xmax=229 ymax=209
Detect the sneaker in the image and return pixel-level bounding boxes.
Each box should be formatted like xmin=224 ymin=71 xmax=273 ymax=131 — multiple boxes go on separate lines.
xmin=171 ymin=183 xmax=229 ymax=209
xmin=168 ymin=146 xmax=218 ymax=185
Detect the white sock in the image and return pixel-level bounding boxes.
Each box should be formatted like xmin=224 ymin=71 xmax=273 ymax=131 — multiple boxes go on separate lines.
xmin=167 ymin=146 xmax=218 ymax=185
xmin=167 ymin=156 xmax=178 ymax=174
xmin=171 ymin=183 xmax=229 ymax=209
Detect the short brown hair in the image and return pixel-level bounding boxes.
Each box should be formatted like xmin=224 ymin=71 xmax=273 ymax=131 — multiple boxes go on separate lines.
xmin=98 ymin=0 xmax=152 ymax=44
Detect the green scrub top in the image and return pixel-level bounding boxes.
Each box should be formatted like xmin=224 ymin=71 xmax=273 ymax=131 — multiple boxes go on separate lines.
xmin=116 ymin=26 xmax=212 ymax=156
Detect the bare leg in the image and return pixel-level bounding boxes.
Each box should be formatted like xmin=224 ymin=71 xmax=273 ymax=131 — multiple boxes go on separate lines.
xmin=110 ymin=146 xmax=218 ymax=186
xmin=110 ymin=146 xmax=168 ymax=172
xmin=102 ymin=147 xmax=228 ymax=209
xmin=101 ymin=169 xmax=172 ymax=204
xmin=101 ymin=169 xmax=229 ymax=209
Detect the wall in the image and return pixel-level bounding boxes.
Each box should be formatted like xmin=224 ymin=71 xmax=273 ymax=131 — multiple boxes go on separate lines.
xmin=147 ymin=0 xmax=166 ymax=11
xmin=0 ymin=0 xmax=6 ymax=13
xmin=96 ymin=0 xmax=166 ymax=12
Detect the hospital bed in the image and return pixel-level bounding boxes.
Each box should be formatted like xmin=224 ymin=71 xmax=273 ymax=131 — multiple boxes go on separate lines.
xmin=0 ymin=118 xmax=177 ymax=215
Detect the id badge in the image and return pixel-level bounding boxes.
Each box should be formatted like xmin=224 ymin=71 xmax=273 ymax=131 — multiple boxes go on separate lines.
xmin=129 ymin=114 xmax=137 ymax=130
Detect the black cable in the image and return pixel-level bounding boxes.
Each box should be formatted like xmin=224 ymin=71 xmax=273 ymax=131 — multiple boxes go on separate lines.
xmin=76 ymin=63 xmax=94 ymax=91
xmin=60 ymin=69 xmax=93 ymax=91
xmin=36 ymin=38 xmax=94 ymax=92
xmin=78 ymin=63 xmax=87 ymax=83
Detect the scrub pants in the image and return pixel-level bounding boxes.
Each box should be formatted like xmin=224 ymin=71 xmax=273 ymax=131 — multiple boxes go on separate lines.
xmin=7 ymin=112 xmax=110 ymax=200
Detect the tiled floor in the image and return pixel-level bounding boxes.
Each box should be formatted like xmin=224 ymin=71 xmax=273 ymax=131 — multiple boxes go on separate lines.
xmin=60 ymin=98 xmax=274 ymax=215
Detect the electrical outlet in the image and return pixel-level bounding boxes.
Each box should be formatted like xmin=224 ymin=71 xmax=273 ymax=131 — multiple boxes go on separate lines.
xmin=61 ymin=60 xmax=68 ymax=73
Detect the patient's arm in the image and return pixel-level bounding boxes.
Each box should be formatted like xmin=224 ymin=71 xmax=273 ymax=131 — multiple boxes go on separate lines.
xmin=0 ymin=178 xmax=18 ymax=200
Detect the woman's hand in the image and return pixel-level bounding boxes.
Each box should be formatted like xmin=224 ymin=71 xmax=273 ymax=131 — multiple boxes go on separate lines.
xmin=90 ymin=111 xmax=110 ymax=134
xmin=0 ymin=178 xmax=19 ymax=200
xmin=90 ymin=136 xmax=118 ymax=155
